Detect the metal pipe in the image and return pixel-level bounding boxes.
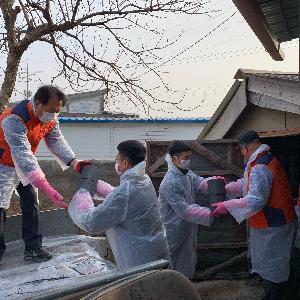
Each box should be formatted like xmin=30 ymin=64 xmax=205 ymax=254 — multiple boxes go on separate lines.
xmin=32 ymin=259 xmax=169 ymax=300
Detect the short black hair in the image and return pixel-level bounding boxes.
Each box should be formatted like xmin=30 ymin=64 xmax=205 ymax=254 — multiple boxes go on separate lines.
xmin=169 ymin=141 xmax=191 ymax=157
xmin=238 ymin=130 xmax=260 ymax=146
xmin=117 ymin=140 xmax=146 ymax=166
xmin=34 ymin=85 xmax=67 ymax=106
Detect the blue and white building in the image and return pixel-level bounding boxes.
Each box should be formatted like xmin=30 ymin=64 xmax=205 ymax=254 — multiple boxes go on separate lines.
xmin=37 ymin=115 xmax=209 ymax=160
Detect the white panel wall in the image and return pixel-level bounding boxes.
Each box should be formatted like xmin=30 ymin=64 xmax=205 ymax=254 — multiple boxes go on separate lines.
xmin=64 ymin=94 xmax=105 ymax=114
xmin=36 ymin=122 xmax=205 ymax=160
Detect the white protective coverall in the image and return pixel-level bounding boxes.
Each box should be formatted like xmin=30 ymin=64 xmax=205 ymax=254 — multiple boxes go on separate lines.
xmin=224 ymin=144 xmax=296 ymax=283
xmin=68 ymin=161 xmax=171 ymax=270
xmin=158 ymin=154 xmax=212 ymax=278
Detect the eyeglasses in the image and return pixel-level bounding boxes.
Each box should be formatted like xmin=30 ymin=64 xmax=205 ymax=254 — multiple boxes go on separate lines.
xmin=236 ymin=138 xmax=260 ymax=150
xmin=236 ymin=144 xmax=247 ymax=150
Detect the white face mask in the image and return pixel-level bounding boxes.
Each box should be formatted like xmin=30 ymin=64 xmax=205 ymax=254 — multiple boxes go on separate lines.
xmin=115 ymin=162 xmax=123 ymax=175
xmin=179 ymin=159 xmax=190 ymax=170
xmin=39 ymin=112 xmax=59 ymax=124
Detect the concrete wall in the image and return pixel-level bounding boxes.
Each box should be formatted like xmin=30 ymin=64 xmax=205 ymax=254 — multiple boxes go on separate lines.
xmin=7 ymin=160 xmax=118 ymax=216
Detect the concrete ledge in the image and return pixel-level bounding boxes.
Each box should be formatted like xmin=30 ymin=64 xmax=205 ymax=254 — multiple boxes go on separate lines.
xmin=5 ymin=210 xmax=80 ymax=242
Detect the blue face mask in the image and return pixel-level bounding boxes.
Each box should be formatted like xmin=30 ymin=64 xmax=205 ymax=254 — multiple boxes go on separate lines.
xmin=39 ymin=112 xmax=58 ymax=123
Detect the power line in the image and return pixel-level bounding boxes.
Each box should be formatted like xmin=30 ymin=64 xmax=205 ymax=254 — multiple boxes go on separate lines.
xmin=136 ymin=10 xmax=237 ymax=78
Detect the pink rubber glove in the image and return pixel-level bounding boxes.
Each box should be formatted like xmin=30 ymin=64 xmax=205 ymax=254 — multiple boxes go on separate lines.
xmin=211 ymin=202 xmax=229 ymax=216
xmin=186 ymin=206 xmax=211 ymax=218
xmin=32 ymin=177 xmax=68 ymax=209
xmin=225 ymin=197 xmax=248 ymax=209
xmin=199 ymin=180 xmax=208 ymax=193
xmin=96 ymin=180 xmax=114 ymax=197
xmin=225 ymin=181 xmax=243 ymax=195
xmin=76 ymin=191 xmax=94 ymax=212
xmin=212 ymin=176 xmax=225 ymax=180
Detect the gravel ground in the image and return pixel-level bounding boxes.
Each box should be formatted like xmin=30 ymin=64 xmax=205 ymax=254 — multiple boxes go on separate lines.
xmin=193 ymin=278 xmax=264 ymax=300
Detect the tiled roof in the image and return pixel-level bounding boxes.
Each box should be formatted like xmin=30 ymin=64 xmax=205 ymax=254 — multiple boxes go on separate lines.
xmin=256 ymin=0 xmax=299 ymax=43
xmin=254 ymin=73 xmax=299 ymax=82
xmin=234 ymin=69 xmax=299 ymax=82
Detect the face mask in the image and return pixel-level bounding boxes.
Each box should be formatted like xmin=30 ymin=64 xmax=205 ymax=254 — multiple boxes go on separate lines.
xmin=39 ymin=112 xmax=58 ymax=124
xmin=115 ymin=162 xmax=123 ymax=175
xmin=179 ymin=159 xmax=190 ymax=170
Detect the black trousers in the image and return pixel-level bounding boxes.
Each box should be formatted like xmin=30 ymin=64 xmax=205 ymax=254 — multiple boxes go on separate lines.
xmin=262 ymin=280 xmax=287 ymax=300
xmin=0 ymin=182 xmax=42 ymax=257
xmin=289 ymin=248 xmax=300 ymax=300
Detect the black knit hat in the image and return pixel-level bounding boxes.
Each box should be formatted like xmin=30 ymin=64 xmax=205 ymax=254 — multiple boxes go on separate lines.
xmin=238 ymin=130 xmax=260 ymax=146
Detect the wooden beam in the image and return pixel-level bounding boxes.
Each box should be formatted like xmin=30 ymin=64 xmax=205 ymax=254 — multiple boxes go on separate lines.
xmin=151 ymin=170 xmax=239 ymax=178
xmin=233 ymin=0 xmax=285 ymax=61
xmin=200 ymin=139 xmax=238 ymax=144
xmin=259 ymin=127 xmax=300 ymax=138
xmin=197 ymin=242 xmax=247 ymax=250
xmin=147 ymin=153 xmax=167 ymax=174
xmin=189 ymin=142 xmax=243 ymax=177
xmin=194 ymin=251 xmax=248 ymax=280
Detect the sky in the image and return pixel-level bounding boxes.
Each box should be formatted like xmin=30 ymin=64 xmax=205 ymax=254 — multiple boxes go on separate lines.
xmin=7 ymin=0 xmax=299 ymax=118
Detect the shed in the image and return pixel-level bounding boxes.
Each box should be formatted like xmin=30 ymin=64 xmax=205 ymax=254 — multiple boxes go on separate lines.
xmin=198 ymin=68 xmax=300 ymax=197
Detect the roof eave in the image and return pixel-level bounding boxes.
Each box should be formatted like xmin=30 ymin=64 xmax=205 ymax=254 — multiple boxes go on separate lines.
xmin=233 ymin=0 xmax=285 ymax=61
xmin=234 ymin=68 xmax=299 ymax=80
xmin=197 ymin=80 xmax=241 ymax=141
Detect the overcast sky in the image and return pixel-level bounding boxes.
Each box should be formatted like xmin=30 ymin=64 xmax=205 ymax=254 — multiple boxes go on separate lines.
xmin=9 ymin=0 xmax=299 ymax=118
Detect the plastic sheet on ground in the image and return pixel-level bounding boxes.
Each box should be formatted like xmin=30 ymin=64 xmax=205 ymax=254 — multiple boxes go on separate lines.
xmin=0 ymin=235 xmax=117 ymax=299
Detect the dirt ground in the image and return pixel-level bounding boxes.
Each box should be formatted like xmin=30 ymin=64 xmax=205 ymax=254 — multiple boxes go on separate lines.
xmin=194 ymin=278 xmax=264 ymax=300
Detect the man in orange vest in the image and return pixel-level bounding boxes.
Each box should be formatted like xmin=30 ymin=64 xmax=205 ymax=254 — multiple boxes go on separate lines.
xmin=291 ymin=185 xmax=300 ymax=297
xmin=212 ymin=130 xmax=296 ymax=300
xmin=0 ymin=85 xmax=90 ymax=264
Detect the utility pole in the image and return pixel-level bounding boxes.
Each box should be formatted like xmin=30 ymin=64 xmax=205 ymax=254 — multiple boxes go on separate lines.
xmin=26 ymin=63 xmax=29 ymax=99
xmin=20 ymin=62 xmax=42 ymax=99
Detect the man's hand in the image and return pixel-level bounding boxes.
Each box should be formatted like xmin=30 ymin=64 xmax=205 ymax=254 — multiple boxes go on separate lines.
xmin=71 ymin=159 xmax=93 ymax=173
xmin=211 ymin=202 xmax=228 ymax=217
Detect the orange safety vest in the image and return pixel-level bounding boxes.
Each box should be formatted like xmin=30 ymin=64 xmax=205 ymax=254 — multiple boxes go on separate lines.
xmin=0 ymin=100 xmax=56 ymax=167
xmin=248 ymin=151 xmax=296 ymax=228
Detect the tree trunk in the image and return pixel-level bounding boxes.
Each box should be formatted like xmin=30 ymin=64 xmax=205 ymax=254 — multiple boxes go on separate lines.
xmin=0 ymin=49 xmax=22 ymax=112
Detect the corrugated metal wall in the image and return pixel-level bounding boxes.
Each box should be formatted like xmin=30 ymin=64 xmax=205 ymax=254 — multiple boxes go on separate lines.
xmin=36 ymin=122 xmax=206 ymax=160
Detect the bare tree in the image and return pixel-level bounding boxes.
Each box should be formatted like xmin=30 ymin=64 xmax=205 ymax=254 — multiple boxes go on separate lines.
xmin=0 ymin=0 xmax=211 ymax=113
